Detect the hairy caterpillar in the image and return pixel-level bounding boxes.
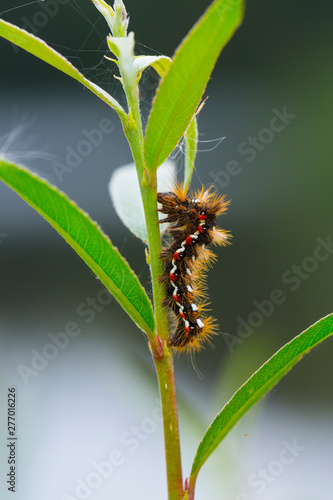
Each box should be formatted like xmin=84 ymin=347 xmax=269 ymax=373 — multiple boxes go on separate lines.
xmin=157 ymin=184 xmax=230 ymax=354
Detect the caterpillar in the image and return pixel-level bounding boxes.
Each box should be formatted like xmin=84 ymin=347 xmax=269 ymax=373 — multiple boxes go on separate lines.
xmin=157 ymin=184 xmax=230 ymax=354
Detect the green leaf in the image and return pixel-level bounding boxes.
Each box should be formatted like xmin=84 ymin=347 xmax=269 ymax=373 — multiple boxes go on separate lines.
xmin=183 ymin=116 xmax=198 ymax=190
xmin=144 ymin=0 xmax=244 ymax=172
xmin=91 ymin=0 xmax=129 ymax=38
xmin=190 ymin=313 xmax=333 ymax=484
xmin=133 ymin=55 xmax=172 ymax=79
xmin=0 ymin=158 xmax=155 ymax=337
xmin=107 ymin=33 xmax=136 ymax=89
xmin=0 ymin=19 xmax=126 ymax=119
xmin=91 ymin=0 xmax=116 ymax=34
xmin=109 ymin=160 xmax=176 ymax=242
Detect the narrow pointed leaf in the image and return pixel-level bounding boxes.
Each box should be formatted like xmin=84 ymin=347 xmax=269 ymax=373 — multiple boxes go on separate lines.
xmin=91 ymin=0 xmax=116 ymax=35
xmin=190 ymin=313 xmax=333 ymax=485
xmin=0 ymin=158 xmax=155 ymax=336
xmin=0 ymin=19 xmax=126 ymax=118
xmin=91 ymin=0 xmax=129 ymax=38
xmin=144 ymin=0 xmax=244 ymax=172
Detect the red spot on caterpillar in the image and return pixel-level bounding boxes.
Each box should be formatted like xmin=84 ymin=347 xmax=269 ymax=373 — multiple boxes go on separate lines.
xmin=158 ymin=183 xmax=231 ymax=354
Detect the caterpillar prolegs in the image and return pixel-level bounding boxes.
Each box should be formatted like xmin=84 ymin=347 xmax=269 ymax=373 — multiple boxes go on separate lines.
xmin=157 ymin=184 xmax=230 ymax=354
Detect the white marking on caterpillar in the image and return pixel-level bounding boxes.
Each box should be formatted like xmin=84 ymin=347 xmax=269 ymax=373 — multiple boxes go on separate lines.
xmin=170 ymin=261 xmax=177 ymax=274
xmin=197 ymin=318 xmax=204 ymax=329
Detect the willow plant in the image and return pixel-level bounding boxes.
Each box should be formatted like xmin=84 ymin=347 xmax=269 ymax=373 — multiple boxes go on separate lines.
xmin=0 ymin=1 xmax=332 ymax=499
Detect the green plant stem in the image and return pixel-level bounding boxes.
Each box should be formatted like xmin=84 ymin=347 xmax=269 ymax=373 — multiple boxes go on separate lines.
xmin=187 ymin=476 xmax=197 ymax=500
xmin=155 ymin=350 xmax=185 ymax=500
xmin=120 ymin=109 xmax=169 ymax=346
xmin=119 ymin=60 xmax=184 ymax=500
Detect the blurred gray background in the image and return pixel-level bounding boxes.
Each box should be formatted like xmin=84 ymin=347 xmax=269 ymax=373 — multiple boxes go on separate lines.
xmin=0 ymin=1 xmax=332 ymax=499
